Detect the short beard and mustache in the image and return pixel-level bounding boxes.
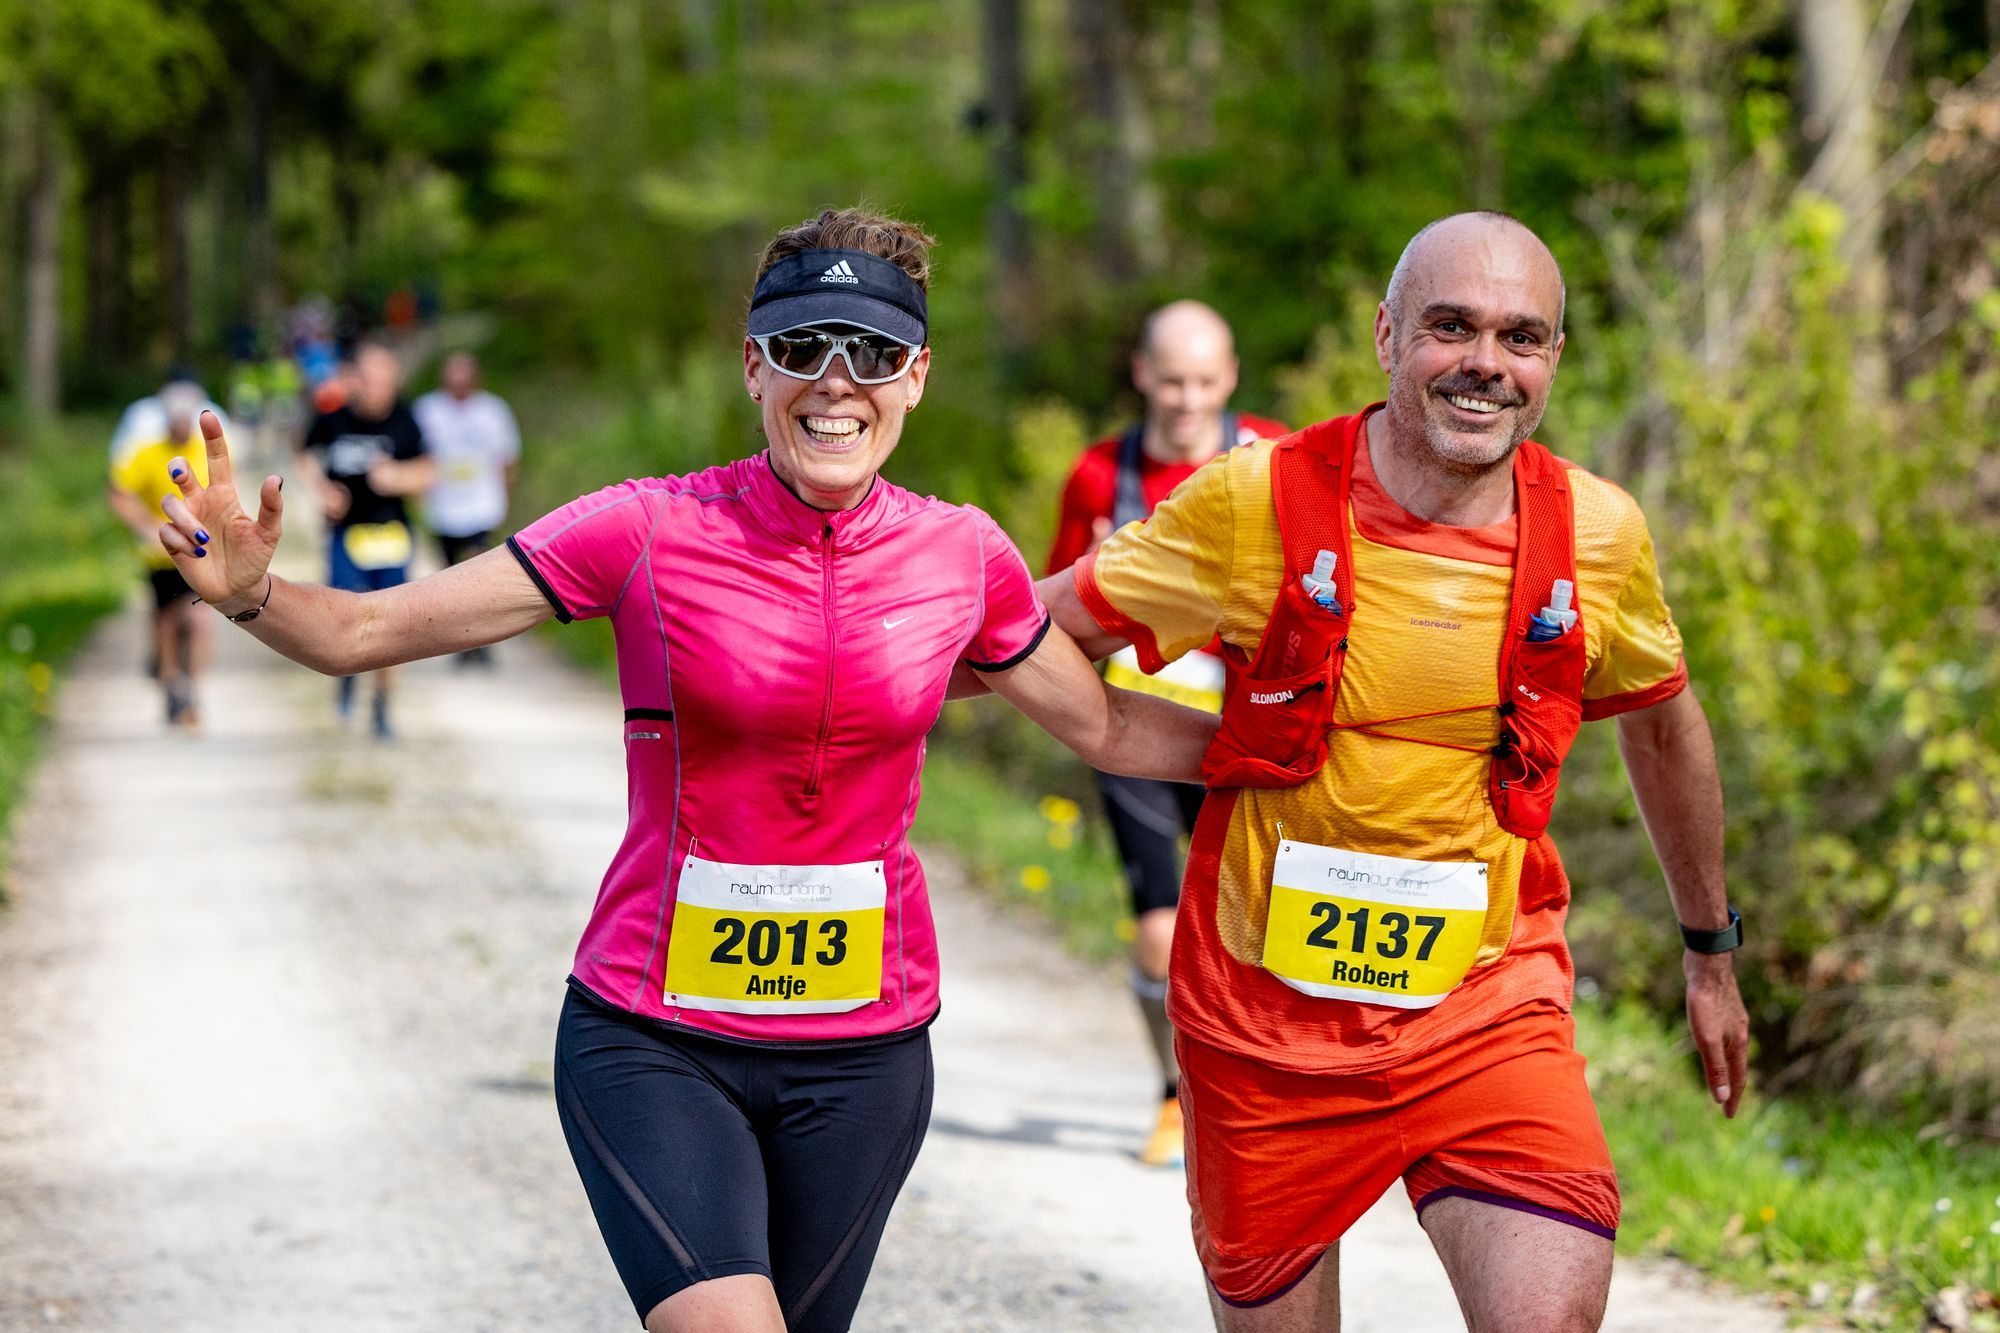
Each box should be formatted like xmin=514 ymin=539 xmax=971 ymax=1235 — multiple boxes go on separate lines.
xmin=1390 ymin=370 xmax=1545 ymax=475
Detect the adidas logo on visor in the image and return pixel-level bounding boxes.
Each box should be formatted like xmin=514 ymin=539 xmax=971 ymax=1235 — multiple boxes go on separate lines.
xmin=819 ymin=260 xmax=860 ymax=285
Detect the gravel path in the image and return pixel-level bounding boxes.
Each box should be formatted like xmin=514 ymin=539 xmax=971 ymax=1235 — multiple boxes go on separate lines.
xmin=0 ymin=561 xmax=1790 ymax=1331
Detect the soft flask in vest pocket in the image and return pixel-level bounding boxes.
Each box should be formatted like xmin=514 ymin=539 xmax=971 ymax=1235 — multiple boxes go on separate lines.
xmin=1488 ymin=611 xmax=1587 ymax=837
xmin=1200 ymin=573 xmax=1347 ymax=788
xmin=1200 ymin=421 xmax=1354 ymax=790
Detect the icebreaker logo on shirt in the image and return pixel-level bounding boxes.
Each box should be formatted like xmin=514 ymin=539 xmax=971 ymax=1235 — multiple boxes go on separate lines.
xmin=820 ymin=260 xmax=859 ymax=284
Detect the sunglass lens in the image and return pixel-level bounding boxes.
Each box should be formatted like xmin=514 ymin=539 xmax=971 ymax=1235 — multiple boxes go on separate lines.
xmin=768 ymin=333 xmax=832 ymax=376
xmin=849 ymin=338 xmax=911 ymax=381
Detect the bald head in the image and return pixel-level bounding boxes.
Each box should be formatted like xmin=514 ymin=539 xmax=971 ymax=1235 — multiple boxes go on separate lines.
xmin=1133 ymin=301 xmax=1240 ymax=463
xmin=1140 ymin=300 xmax=1235 ymax=361
xmin=1372 ymin=213 xmax=1569 ymax=476
xmin=1384 ymin=212 xmax=1565 ymax=337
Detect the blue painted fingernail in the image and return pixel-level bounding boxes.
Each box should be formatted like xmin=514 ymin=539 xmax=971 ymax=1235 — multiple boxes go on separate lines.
xmin=196 ymin=530 xmax=210 ymax=545
xmin=194 ymin=547 xmax=207 ymax=558
xmin=171 ymin=469 xmax=184 ymax=480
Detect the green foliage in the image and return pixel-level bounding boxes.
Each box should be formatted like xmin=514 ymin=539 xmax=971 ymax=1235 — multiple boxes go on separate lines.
xmin=1555 ymin=203 xmax=2000 ymax=1122
xmin=1585 ymin=998 xmax=2000 ymax=1330
xmin=0 ymin=414 xmax=131 ymax=890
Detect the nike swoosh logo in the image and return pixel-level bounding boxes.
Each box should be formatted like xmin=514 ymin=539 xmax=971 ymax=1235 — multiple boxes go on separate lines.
xmin=883 ymin=616 xmax=914 ymax=630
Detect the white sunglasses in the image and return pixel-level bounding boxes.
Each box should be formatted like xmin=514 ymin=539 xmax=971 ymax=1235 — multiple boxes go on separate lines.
xmin=753 ymin=324 xmax=922 ymax=384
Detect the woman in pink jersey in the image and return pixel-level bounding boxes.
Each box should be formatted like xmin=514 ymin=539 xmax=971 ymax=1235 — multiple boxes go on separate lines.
xmin=156 ymin=209 xmax=1215 ymax=1333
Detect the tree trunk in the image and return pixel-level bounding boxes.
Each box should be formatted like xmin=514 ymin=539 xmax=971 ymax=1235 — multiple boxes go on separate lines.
xmin=243 ymin=50 xmax=279 ymax=333
xmin=1067 ymin=0 xmax=1159 ymax=283
xmin=1797 ymin=0 xmax=1887 ymax=384
xmin=1438 ymin=3 xmax=1503 ymax=208
xmin=86 ymin=166 xmax=134 ymax=378
xmin=1186 ymin=0 xmax=1221 ymax=148
xmin=981 ymin=0 xmax=1034 ymax=378
xmin=155 ymin=141 xmax=193 ymax=368
xmin=21 ymin=97 xmax=65 ymax=420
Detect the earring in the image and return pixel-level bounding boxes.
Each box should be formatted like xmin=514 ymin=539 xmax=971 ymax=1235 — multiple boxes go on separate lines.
xmin=904 ymin=401 xmax=916 ymax=413
xmin=752 ymin=393 xmax=763 ymax=403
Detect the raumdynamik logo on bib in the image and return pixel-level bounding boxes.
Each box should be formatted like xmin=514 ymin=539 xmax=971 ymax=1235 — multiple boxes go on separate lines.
xmin=820 ymin=260 xmax=860 ymax=284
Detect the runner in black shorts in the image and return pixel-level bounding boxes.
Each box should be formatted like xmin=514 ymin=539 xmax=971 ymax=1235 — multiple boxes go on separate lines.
xmin=1044 ymin=302 xmax=1285 ymax=1166
xmin=555 ymin=989 xmax=932 ymax=1330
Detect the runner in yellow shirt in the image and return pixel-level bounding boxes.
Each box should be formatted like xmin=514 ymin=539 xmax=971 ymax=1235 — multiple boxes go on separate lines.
xmin=1039 ymin=212 xmax=1749 ymax=1330
xmin=106 ymin=379 xmax=223 ymax=728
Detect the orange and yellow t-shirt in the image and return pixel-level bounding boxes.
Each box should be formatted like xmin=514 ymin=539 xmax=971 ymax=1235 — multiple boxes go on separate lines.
xmin=1077 ymin=419 xmax=1686 ymax=1075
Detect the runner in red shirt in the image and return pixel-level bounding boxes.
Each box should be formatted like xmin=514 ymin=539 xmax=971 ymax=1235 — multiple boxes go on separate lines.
xmin=1046 ymin=301 xmax=1286 ymax=1167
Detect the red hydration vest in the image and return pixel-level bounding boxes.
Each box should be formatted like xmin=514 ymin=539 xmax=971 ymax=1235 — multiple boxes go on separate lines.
xmin=1200 ymin=412 xmax=1588 ymax=840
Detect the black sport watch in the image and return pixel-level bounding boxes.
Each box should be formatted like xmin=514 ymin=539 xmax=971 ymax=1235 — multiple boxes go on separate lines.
xmin=1679 ymin=906 xmax=1743 ymax=954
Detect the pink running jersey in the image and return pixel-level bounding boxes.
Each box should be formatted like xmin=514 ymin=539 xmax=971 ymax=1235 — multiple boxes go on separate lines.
xmin=508 ymin=452 xmax=1049 ymax=1043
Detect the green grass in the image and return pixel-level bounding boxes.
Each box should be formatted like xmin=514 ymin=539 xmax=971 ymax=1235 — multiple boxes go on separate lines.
xmin=1587 ymin=999 xmax=2000 ymax=1328
xmin=915 ymin=727 xmax=2000 ymax=1330
xmin=0 ymin=413 xmax=130 ymax=894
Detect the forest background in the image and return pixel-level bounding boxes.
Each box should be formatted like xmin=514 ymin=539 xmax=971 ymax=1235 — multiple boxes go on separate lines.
xmin=1 ymin=0 xmax=1999 ymax=1317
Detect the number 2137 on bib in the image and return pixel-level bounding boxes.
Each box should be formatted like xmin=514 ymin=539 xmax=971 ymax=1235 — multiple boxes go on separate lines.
xmin=1261 ymin=840 xmax=1488 ymax=1009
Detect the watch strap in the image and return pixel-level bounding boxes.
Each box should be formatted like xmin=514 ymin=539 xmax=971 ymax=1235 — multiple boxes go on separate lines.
xmin=1679 ymin=905 xmax=1743 ymax=953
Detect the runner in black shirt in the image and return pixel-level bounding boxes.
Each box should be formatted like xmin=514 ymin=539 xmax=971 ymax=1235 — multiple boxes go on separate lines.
xmin=299 ymin=342 xmax=435 ymax=737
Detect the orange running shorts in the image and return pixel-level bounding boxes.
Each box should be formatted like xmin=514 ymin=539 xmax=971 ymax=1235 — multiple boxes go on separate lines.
xmin=1179 ymin=1002 xmax=1620 ymax=1307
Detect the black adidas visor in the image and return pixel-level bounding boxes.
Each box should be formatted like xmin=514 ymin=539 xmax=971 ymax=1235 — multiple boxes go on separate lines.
xmin=747 ymin=248 xmax=928 ymax=346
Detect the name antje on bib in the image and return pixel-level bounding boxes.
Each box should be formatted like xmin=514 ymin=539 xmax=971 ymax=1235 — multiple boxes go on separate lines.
xmin=664 ymin=854 xmax=886 ymax=1014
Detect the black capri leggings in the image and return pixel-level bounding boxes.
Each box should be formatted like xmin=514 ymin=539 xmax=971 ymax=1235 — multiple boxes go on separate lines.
xmin=1096 ymin=771 xmax=1205 ymax=917
xmin=554 ymin=985 xmax=934 ymax=1330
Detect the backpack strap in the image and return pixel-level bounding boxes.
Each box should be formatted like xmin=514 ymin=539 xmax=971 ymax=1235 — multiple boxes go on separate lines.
xmin=1489 ymin=439 xmax=1586 ymax=838
xmin=1201 ymin=414 xmax=1362 ymax=789
xmin=1111 ymin=423 xmax=1149 ymax=529
xmin=1112 ymin=412 xmax=1247 ymax=530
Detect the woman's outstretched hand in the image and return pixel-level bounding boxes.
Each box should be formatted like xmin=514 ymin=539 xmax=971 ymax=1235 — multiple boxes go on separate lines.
xmin=158 ymin=410 xmax=285 ymax=616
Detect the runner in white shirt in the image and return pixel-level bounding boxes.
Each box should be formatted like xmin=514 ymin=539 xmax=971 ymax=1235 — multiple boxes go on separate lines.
xmin=414 ymin=352 xmax=521 ymax=666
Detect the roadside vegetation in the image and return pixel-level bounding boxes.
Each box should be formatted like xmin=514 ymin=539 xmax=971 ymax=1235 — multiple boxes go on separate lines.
xmin=0 ymin=414 xmax=129 ymax=892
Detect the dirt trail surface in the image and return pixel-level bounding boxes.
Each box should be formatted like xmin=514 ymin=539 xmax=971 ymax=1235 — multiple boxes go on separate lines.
xmin=1 ymin=588 xmax=1790 ymax=1330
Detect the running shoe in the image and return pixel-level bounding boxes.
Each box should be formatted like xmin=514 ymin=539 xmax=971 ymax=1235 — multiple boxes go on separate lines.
xmin=1139 ymin=1096 xmax=1185 ymax=1168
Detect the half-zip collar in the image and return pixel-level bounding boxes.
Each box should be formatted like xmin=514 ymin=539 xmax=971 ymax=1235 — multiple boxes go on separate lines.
xmin=747 ymin=450 xmax=897 ymax=550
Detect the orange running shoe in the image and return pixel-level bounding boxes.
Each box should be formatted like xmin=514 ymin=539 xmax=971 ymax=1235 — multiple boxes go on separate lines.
xmin=1139 ymin=1095 xmax=1185 ymax=1167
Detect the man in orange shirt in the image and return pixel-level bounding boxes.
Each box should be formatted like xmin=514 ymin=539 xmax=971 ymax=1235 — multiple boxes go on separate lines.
xmin=1040 ymin=213 xmax=1748 ymax=1330
xmin=1046 ymin=301 xmax=1286 ymax=1167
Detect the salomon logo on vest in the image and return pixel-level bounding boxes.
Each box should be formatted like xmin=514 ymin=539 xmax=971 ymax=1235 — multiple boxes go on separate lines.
xmin=820 ymin=260 xmax=860 ymax=285
xmin=1250 ymin=689 xmax=1296 ymax=705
